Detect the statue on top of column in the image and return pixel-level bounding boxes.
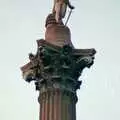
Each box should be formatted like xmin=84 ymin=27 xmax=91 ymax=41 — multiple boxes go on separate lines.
xmin=52 ymin=0 xmax=75 ymax=23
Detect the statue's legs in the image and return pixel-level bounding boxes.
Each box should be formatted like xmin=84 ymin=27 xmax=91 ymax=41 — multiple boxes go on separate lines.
xmin=61 ymin=3 xmax=67 ymax=18
xmin=55 ymin=3 xmax=67 ymax=23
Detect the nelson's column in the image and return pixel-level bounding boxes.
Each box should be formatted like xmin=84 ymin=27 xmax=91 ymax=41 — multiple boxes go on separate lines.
xmin=21 ymin=1 xmax=96 ymax=120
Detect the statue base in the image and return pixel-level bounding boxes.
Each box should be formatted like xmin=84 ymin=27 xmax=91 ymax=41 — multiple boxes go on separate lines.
xmin=45 ymin=13 xmax=73 ymax=47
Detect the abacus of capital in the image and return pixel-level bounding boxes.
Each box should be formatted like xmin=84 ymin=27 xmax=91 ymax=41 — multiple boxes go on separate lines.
xmin=21 ymin=1 xmax=96 ymax=120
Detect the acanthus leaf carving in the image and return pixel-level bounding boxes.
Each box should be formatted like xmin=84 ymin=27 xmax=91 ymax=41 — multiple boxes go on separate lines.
xmin=21 ymin=41 xmax=96 ymax=92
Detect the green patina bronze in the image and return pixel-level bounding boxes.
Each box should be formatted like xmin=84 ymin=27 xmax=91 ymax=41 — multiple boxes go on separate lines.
xmin=21 ymin=40 xmax=96 ymax=94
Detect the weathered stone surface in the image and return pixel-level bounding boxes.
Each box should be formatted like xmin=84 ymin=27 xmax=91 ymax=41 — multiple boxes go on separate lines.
xmin=45 ymin=24 xmax=73 ymax=47
xmin=21 ymin=3 xmax=96 ymax=120
xmin=21 ymin=40 xmax=96 ymax=92
xmin=45 ymin=14 xmax=73 ymax=47
xmin=21 ymin=39 xmax=96 ymax=120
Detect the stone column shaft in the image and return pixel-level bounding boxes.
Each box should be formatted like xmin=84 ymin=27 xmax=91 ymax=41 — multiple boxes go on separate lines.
xmin=39 ymin=89 xmax=77 ymax=120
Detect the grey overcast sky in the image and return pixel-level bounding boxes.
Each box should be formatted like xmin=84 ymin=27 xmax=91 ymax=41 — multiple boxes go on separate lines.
xmin=0 ymin=0 xmax=120 ymax=120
